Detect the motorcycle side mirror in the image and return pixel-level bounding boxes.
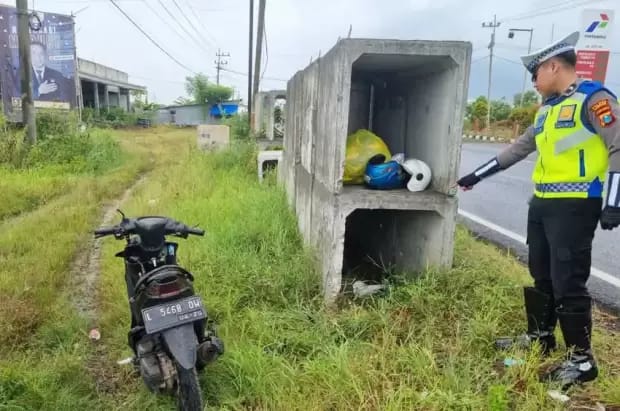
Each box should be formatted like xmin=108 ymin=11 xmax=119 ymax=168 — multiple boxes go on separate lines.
xmin=117 ymin=209 xmax=128 ymax=223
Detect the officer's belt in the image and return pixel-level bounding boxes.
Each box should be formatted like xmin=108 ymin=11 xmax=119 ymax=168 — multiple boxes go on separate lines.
xmin=535 ymin=182 xmax=592 ymax=193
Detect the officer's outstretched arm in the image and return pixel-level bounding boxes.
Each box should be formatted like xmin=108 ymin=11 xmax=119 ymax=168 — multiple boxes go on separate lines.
xmin=457 ymin=126 xmax=536 ymax=189
xmin=587 ymin=92 xmax=620 ymax=230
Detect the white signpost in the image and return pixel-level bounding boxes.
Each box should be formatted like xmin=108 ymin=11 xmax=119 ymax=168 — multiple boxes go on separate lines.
xmin=576 ymin=9 xmax=614 ymax=83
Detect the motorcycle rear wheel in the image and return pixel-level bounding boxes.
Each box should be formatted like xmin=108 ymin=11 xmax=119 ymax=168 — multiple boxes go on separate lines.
xmin=175 ymin=364 xmax=204 ymax=411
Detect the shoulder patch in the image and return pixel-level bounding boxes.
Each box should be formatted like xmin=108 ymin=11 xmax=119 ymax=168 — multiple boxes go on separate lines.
xmin=590 ymin=99 xmax=616 ymax=127
xmin=591 ymin=99 xmax=610 ymax=113
xmin=599 ymin=112 xmax=616 ymax=127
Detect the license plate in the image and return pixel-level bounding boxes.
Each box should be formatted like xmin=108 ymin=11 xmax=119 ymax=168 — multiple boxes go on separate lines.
xmin=141 ymin=296 xmax=206 ymax=334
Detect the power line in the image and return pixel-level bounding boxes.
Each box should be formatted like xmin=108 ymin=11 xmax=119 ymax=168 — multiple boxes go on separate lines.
xmin=260 ymin=22 xmax=268 ymax=82
xmin=130 ymin=74 xmax=186 ymax=84
xmin=108 ymin=0 xmax=197 ymax=74
xmin=171 ymin=0 xmax=215 ymax=49
xmin=471 ymin=55 xmax=489 ymax=64
xmin=501 ymin=0 xmax=607 ymax=22
xmin=221 ymin=67 xmax=287 ymax=83
xmin=184 ymin=0 xmax=219 ymax=46
xmin=142 ymin=0 xmax=195 ymax=47
xmin=156 ymin=0 xmax=210 ymax=54
xmin=494 ymin=55 xmax=523 ymax=66
xmin=500 ymin=0 xmax=587 ymax=22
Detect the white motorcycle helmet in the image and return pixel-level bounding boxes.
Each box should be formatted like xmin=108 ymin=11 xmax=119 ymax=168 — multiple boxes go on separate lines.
xmin=401 ymin=158 xmax=431 ymax=192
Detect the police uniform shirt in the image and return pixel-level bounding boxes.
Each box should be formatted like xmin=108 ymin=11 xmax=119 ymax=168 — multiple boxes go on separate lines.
xmin=496 ymin=79 xmax=620 ymax=205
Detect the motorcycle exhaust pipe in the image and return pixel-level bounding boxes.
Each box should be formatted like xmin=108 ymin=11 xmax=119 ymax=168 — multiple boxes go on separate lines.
xmin=197 ymin=337 xmax=224 ymax=365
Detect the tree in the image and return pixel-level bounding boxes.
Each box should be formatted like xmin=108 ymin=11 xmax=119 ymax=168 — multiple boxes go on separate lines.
xmin=509 ymin=105 xmax=538 ymax=130
xmin=184 ymin=73 xmax=233 ymax=104
xmin=513 ymin=90 xmax=539 ymax=107
xmin=490 ymin=99 xmax=511 ymax=122
xmin=173 ymin=96 xmax=193 ymax=106
xmin=131 ymin=90 xmax=160 ymax=111
xmin=466 ymin=96 xmax=489 ymax=130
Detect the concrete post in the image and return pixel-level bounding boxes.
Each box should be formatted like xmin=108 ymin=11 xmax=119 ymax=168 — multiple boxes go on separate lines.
xmin=281 ymin=38 xmax=472 ymax=304
xmin=104 ymin=84 xmax=110 ymax=109
xmin=94 ymin=82 xmax=100 ymax=112
xmin=253 ymin=91 xmax=267 ymax=137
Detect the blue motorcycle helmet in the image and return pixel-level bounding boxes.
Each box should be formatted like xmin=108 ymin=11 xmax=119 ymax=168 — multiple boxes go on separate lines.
xmin=363 ymin=154 xmax=407 ymax=190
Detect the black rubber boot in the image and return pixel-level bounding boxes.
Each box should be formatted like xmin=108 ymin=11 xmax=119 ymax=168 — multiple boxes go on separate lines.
xmin=495 ymin=286 xmax=557 ymax=355
xmin=544 ymin=307 xmax=598 ymax=389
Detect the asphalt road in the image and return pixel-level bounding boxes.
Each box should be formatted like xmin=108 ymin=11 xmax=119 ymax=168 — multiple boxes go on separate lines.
xmin=457 ymin=142 xmax=620 ymax=312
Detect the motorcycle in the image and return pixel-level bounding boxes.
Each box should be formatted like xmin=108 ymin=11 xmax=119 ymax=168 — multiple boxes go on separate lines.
xmin=95 ymin=210 xmax=224 ymax=411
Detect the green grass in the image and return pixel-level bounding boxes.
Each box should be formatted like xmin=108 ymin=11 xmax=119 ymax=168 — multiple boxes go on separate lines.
xmin=0 ymin=129 xmax=126 ymax=220
xmin=0 ymin=126 xmax=196 ymax=410
xmin=0 ymin=165 xmax=78 ymax=220
xmin=91 ymin=129 xmax=618 ymax=410
xmin=1 ymin=127 xmax=619 ymax=411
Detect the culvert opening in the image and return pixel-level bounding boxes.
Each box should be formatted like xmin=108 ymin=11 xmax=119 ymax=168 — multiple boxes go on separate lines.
xmin=274 ymin=97 xmax=286 ymax=139
xmin=342 ymin=208 xmax=443 ymax=286
xmin=262 ymin=159 xmax=279 ymax=175
xmin=346 ymin=53 xmax=458 ymax=194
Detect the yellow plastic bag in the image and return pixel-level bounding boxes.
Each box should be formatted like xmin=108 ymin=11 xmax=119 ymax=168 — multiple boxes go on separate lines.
xmin=343 ymin=129 xmax=392 ymax=184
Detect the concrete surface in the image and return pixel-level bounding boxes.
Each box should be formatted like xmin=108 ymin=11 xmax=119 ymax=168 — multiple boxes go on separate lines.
xmin=253 ymin=92 xmax=268 ymax=137
xmin=257 ymin=150 xmax=283 ymax=182
xmin=281 ymin=38 xmax=472 ymax=303
xmin=458 ymin=142 xmax=620 ymax=312
xmin=197 ymin=125 xmax=230 ymax=151
xmin=254 ymin=90 xmax=286 ymax=140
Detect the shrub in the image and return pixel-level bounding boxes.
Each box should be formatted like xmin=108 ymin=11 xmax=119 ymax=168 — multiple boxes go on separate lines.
xmin=25 ymin=129 xmax=122 ymax=173
xmin=222 ymin=113 xmax=251 ymax=140
xmin=0 ymin=127 xmax=27 ymax=167
xmin=36 ymin=109 xmax=79 ymax=140
xmin=82 ymin=106 xmax=139 ymax=129
xmin=509 ymin=105 xmax=538 ymax=130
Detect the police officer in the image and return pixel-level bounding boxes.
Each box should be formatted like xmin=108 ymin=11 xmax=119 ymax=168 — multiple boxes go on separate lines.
xmin=457 ymin=31 xmax=620 ymax=388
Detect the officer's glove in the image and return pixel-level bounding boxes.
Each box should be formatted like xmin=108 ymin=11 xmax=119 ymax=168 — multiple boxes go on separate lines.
xmin=600 ymin=206 xmax=620 ymax=230
xmin=456 ymin=157 xmax=501 ymax=190
xmin=456 ymin=173 xmax=480 ymax=189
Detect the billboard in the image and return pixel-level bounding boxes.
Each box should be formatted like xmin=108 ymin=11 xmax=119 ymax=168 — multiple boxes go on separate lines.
xmin=576 ymin=9 xmax=615 ymax=84
xmin=0 ymin=5 xmax=77 ymax=119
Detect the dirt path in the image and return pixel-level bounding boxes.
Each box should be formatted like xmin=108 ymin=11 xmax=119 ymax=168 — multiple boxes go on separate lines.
xmin=64 ymin=173 xmax=149 ymax=394
xmin=70 ymin=173 xmax=148 ymax=324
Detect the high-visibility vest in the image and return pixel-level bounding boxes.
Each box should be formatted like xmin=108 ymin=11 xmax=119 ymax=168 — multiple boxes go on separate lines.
xmin=531 ymin=81 xmax=615 ymax=199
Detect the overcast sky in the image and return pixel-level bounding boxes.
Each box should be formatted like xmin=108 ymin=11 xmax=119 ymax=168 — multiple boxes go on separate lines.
xmin=6 ymin=0 xmax=619 ymax=105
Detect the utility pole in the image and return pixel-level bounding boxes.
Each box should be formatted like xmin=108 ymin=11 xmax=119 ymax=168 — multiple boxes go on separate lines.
xmin=509 ymin=28 xmax=534 ymax=107
xmin=252 ymin=0 xmax=266 ymax=109
xmin=215 ymin=48 xmax=229 ymax=85
xmin=17 ymin=0 xmax=36 ymax=144
xmin=551 ymin=23 xmax=555 ymax=42
xmin=482 ymin=15 xmax=500 ymax=131
xmin=248 ymin=0 xmax=254 ymax=126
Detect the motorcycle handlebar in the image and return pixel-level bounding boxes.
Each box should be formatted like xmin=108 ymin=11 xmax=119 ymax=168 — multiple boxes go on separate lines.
xmin=94 ymin=218 xmax=205 ymax=239
xmin=186 ymin=226 xmax=205 ymax=236
xmin=94 ymin=226 xmax=118 ymax=237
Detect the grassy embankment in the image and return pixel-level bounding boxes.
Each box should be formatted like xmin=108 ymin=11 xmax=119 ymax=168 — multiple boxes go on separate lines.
xmin=0 ymin=126 xmax=194 ymax=409
xmin=1 ymin=126 xmax=618 ymax=410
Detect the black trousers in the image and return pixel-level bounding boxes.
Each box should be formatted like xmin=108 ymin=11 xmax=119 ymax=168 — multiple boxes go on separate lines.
xmin=527 ymin=196 xmax=602 ymax=312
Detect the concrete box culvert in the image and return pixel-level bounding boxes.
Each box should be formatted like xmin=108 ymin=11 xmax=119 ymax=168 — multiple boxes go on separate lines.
xmin=254 ymin=89 xmax=287 ymax=141
xmin=281 ymin=38 xmax=471 ymax=304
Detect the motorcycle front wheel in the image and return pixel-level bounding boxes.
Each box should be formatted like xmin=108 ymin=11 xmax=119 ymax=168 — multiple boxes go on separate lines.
xmin=175 ymin=363 xmax=204 ymax=411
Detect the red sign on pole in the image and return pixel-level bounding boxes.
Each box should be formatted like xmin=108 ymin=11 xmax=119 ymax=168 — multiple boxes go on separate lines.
xmin=576 ymin=49 xmax=610 ymax=83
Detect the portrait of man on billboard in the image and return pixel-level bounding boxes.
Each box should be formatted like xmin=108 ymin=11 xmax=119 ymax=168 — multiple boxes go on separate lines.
xmin=30 ymin=40 xmax=70 ymax=102
xmin=0 ymin=5 xmax=77 ymax=117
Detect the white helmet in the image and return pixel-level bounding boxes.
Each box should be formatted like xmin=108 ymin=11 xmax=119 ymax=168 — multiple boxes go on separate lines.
xmin=401 ymin=158 xmax=431 ymax=192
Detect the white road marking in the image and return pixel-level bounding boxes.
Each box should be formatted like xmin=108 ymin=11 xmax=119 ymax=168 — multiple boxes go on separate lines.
xmin=457 ymin=209 xmax=620 ymax=289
